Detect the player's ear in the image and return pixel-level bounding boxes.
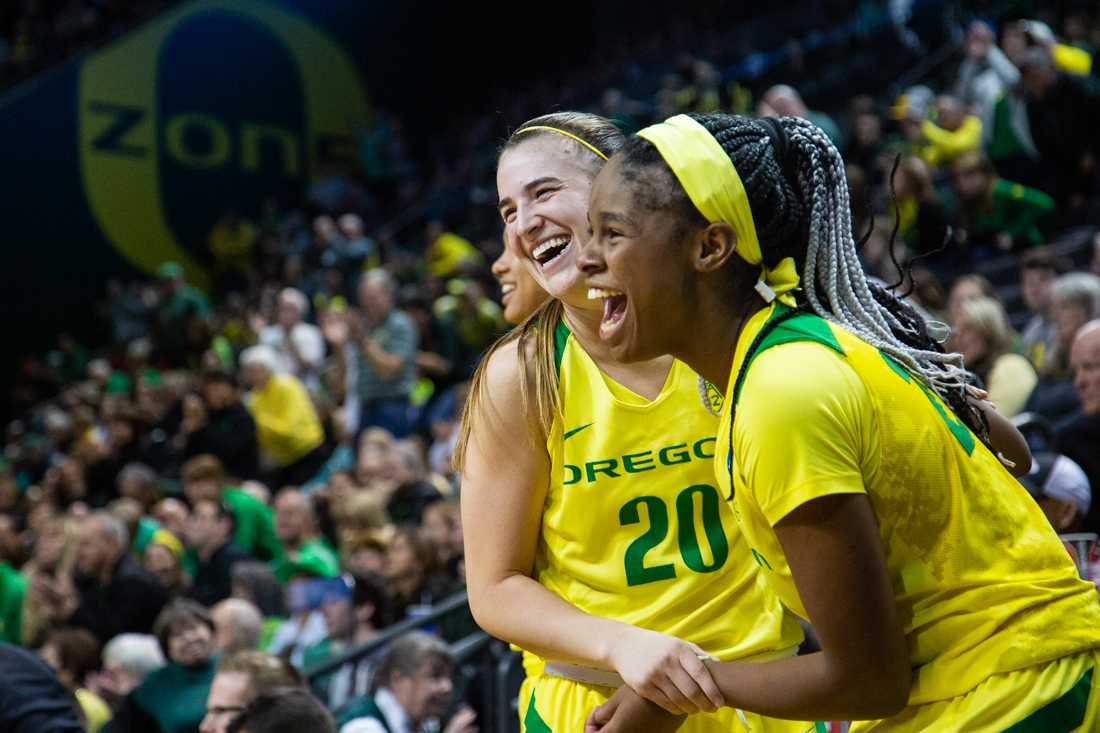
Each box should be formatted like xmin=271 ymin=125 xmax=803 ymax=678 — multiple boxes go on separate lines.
xmin=693 ymin=222 xmax=737 ymax=274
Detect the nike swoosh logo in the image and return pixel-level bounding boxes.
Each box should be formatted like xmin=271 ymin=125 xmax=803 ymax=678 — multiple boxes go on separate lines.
xmin=562 ymin=423 xmax=593 ymax=441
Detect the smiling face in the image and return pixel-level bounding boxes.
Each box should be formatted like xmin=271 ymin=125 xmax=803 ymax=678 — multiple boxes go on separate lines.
xmin=582 ymin=155 xmax=702 ymax=363
xmin=491 ymin=234 xmax=548 ymax=324
xmin=496 ymin=135 xmax=601 ymax=303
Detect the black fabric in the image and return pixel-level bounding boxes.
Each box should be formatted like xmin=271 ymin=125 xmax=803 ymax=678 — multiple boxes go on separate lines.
xmin=385 ymin=481 xmax=442 ymax=526
xmin=188 ymin=541 xmax=251 ymax=607
xmin=184 ymin=403 xmax=260 ymax=481
xmin=0 ymin=643 xmax=83 ymax=733
xmin=70 ymin=553 xmax=169 ymax=644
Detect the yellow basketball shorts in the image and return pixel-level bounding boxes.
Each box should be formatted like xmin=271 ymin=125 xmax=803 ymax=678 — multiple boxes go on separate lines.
xmin=852 ymin=649 xmax=1100 ymax=733
xmin=522 ymin=673 xmax=819 ymax=733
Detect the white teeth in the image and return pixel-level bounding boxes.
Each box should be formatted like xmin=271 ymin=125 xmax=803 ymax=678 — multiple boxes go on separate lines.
xmin=533 ymin=236 xmax=570 ymax=259
xmin=587 ymin=288 xmax=624 ymax=300
xmin=501 ymin=284 xmax=515 ymax=295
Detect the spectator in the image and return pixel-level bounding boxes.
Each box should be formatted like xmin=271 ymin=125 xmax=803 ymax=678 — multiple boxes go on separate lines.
xmin=903 ymin=92 xmax=983 ymax=169
xmin=116 ymin=462 xmax=160 ymax=514
xmin=354 ymin=271 xmax=418 ymax=438
xmin=337 ymin=214 xmax=380 ymax=271
xmin=758 ymin=83 xmax=843 ymax=148
xmin=55 ymin=512 xmax=168 ymax=645
xmin=421 ymin=500 xmax=463 ymax=578
xmin=210 ymin=599 xmax=263 ymax=656
xmin=950 ymin=151 xmax=1054 ymax=253
xmin=272 ymin=489 xmax=340 ymax=583
xmin=890 ymin=155 xmax=949 ymax=259
xmin=947 ymin=273 xmax=997 ymax=325
xmin=229 ymin=563 xmax=286 ymax=651
xmin=143 ymin=529 xmax=188 ymax=598
xmin=955 ymin=20 xmax=1021 ymax=137
xmin=385 ymin=441 xmax=442 ymax=526
xmin=87 ymin=634 xmax=164 ymax=712
xmin=1020 ymin=452 xmax=1092 ymax=534
xmin=229 ymin=687 xmax=335 ymax=733
xmin=39 ymin=627 xmax=112 ymax=732
xmin=182 ymin=455 xmax=281 ymax=564
xmin=0 ymin=642 xmax=83 ymax=733
xmin=152 ymin=262 xmax=212 ymax=368
xmin=424 ymin=221 xmax=483 ymax=278
xmin=384 ymin=527 xmax=457 ymax=623
xmin=304 ymin=573 xmax=393 ymax=710
xmin=109 ymin=600 xmax=218 ymax=733
xmin=153 ymin=499 xmax=191 ymax=547
xmin=181 ymin=372 xmax=260 ymax=482
xmin=1056 ymin=320 xmax=1100 ymax=531
xmin=187 ymin=499 xmax=250 ymax=607
xmin=1017 ymin=47 xmax=1100 ymax=206
xmin=338 ymin=632 xmax=473 ymax=733
xmin=200 ymin=651 xmax=301 ymax=733
xmin=258 ymin=288 xmax=326 ymax=391
xmin=240 ymin=346 xmax=328 ymax=487
xmin=1049 ymin=273 xmax=1100 ymax=379
xmin=1019 ymin=248 xmax=1063 ymax=371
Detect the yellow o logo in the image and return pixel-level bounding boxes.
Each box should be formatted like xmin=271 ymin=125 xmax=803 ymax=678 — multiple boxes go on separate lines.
xmin=78 ymin=0 xmax=370 ymax=289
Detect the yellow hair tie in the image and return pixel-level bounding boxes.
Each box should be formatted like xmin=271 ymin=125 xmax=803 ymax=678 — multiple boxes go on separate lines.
xmin=637 ymin=114 xmax=799 ymax=306
xmin=514 ymin=125 xmax=608 ymax=161
xmin=149 ymin=529 xmax=184 ymax=559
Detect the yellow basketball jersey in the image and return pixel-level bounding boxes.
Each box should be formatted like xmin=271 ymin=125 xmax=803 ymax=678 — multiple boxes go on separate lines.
xmin=717 ymin=303 xmax=1100 ymax=713
xmin=536 ymin=321 xmax=803 ymax=661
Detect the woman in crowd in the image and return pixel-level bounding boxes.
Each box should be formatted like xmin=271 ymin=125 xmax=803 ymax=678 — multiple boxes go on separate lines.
xmin=109 ymin=599 xmax=217 ymax=732
xmin=579 ymin=111 xmax=1100 ymax=731
xmin=458 ymin=113 xmax=809 ymax=733
xmin=951 ymin=296 xmax=1037 ymax=416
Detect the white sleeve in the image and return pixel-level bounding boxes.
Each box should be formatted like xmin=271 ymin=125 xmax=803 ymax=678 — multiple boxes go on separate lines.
xmin=341 ymin=718 xmax=390 ymax=733
xmin=294 ymin=324 xmax=326 ymax=368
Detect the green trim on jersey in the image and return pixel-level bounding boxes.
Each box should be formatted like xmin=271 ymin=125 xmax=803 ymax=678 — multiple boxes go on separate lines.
xmin=1003 ymin=668 xmax=1091 ymax=733
xmin=554 ymin=320 xmax=571 ymax=375
xmin=523 ymin=691 xmax=554 ymax=733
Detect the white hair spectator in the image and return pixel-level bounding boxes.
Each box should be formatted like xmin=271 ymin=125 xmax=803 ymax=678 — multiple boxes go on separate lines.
xmin=240 ymin=345 xmax=282 ymax=375
xmin=279 ymin=288 xmax=309 ymax=316
xmin=102 ymin=633 xmax=166 ymax=679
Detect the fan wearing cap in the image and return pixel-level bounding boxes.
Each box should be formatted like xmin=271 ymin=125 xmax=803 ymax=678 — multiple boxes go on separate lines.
xmin=1021 ymin=452 xmax=1091 ymax=534
xmin=581 ymin=112 xmax=1100 ymax=732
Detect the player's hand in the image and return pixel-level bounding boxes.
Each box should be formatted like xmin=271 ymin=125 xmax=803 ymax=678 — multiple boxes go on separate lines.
xmin=585 ymin=686 xmax=685 ymax=733
xmin=608 ymin=627 xmax=724 ymax=715
xmin=441 ymin=705 xmax=478 ymax=733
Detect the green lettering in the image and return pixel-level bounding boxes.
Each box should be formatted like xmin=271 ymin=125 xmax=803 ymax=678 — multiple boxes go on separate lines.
xmin=241 ymin=123 xmax=301 ymax=176
xmin=165 ymin=113 xmax=231 ymax=169
xmin=622 ymin=451 xmax=656 ymax=474
xmin=693 ymin=437 xmax=716 ymax=460
xmin=563 ymin=464 xmax=581 ymax=486
xmin=658 ymin=444 xmax=690 ymax=465
xmin=585 ymin=459 xmax=620 ymax=482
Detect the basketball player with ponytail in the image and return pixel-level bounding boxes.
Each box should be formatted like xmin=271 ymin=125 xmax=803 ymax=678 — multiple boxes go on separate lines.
xmin=457 ymin=113 xmax=814 ymax=733
xmin=581 ymin=112 xmax=1100 ymax=731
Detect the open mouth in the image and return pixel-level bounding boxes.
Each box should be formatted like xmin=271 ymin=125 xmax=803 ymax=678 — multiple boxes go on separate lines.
xmin=532 ymin=235 xmax=571 ymax=268
xmin=588 ymin=287 xmax=628 ymax=339
xmin=500 ymin=282 xmax=515 ymax=303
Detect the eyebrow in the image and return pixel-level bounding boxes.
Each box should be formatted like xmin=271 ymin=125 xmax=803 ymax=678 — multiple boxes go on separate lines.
xmin=497 ymin=176 xmax=562 ymax=211
xmin=595 ymin=211 xmax=630 ymax=224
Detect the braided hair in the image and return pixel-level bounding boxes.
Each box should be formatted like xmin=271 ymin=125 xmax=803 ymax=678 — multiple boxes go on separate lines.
xmin=617 ymin=112 xmax=986 ymax=440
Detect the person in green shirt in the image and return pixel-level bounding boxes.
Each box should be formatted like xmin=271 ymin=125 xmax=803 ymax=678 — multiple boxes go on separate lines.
xmin=0 ymin=561 xmax=26 ymax=645
xmin=271 ymin=489 xmax=339 ymax=583
xmin=181 ymin=455 xmax=282 ymax=564
xmin=951 ymin=150 xmax=1055 ymax=251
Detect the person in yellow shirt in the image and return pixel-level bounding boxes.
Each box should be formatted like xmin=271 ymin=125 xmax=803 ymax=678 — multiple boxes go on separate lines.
xmin=581 ymin=112 xmax=1100 ymax=732
xmin=240 ymin=345 xmax=328 ymax=486
xmin=457 ymin=112 xmax=813 ymax=733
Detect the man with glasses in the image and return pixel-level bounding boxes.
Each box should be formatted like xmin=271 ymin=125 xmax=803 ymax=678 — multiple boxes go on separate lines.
xmin=200 ymin=651 xmax=300 ymax=733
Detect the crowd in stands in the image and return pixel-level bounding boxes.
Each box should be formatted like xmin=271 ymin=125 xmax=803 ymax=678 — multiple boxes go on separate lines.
xmin=0 ymin=1 xmax=179 ymax=87
xmin=5 ymin=2 xmax=1100 ymax=732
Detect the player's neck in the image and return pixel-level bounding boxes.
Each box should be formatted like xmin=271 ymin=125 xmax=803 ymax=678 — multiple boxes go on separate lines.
xmin=673 ymin=286 xmax=754 ymax=393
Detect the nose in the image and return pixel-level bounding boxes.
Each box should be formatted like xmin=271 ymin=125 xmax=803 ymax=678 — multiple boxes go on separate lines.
xmin=513 ymin=203 xmax=543 ymax=243
xmin=576 ymin=229 xmax=606 ymax=276
xmin=491 ymin=248 xmax=508 ymax=277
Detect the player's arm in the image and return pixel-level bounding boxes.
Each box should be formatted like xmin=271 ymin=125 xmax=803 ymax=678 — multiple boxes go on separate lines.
xmin=968 ymin=392 xmax=1031 ymax=477
xmin=461 ymin=340 xmax=723 ymax=714
xmin=589 ymin=493 xmax=909 ymax=729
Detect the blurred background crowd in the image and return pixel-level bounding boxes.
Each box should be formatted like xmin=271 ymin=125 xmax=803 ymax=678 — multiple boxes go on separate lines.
xmin=3 ymin=1 xmax=1100 ymax=732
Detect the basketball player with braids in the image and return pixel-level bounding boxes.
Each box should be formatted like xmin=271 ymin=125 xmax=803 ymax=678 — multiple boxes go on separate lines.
xmin=581 ymin=112 xmax=1100 ymax=732
xmin=457 ymin=112 xmax=814 ymax=733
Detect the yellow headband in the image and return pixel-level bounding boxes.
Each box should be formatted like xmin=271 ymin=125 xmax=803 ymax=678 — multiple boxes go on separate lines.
xmin=514 ymin=125 xmax=609 ymax=161
xmin=636 ymin=114 xmax=798 ymax=305
xmin=150 ymin=529 xmax=183 ymax=559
